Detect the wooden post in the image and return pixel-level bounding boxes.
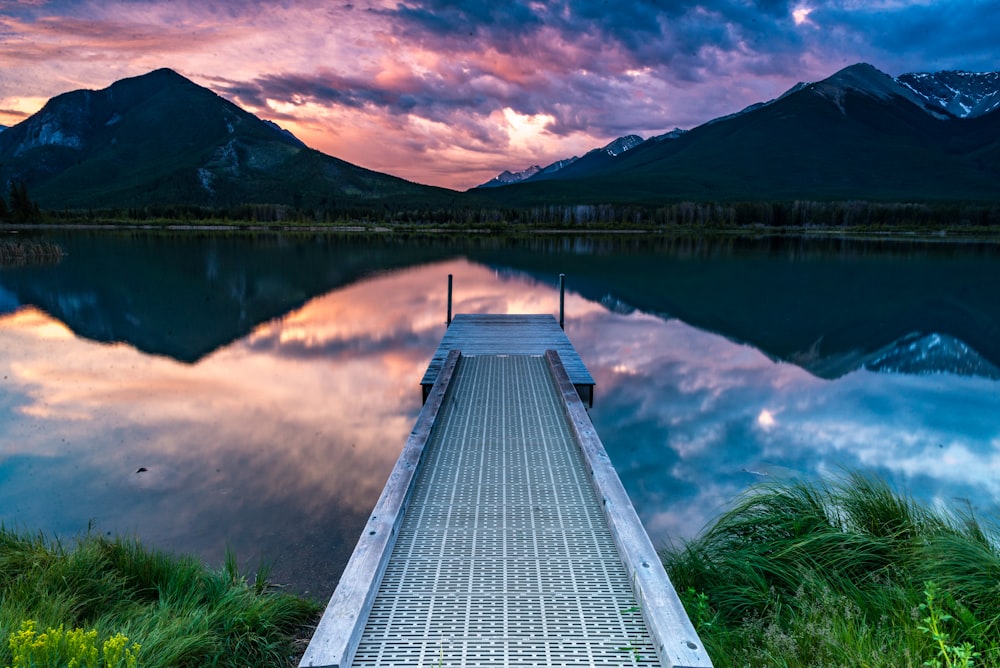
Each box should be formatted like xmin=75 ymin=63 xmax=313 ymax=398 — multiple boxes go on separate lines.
xmin=447 ymin=274 xmax=453 ymax=327
xmin=559 ymin=273 xmax=565 ymax=330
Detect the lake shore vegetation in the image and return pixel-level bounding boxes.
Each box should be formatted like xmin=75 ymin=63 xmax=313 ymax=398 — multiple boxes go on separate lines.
xmin=664 ymin=472 xmax=1000 ymax=667
xmin=0 ymin=528 xmax=319 ymax=667
xmin=17 ymin=198 xmax=1000 ymax=236
xmin=0 ymin=238 xmax=66 ymax=267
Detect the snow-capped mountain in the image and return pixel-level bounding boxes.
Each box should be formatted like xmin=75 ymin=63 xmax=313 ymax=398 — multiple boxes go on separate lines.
xmin=476 ymin=134 xmax=644 ymax=188
xmin=898 ymin=70 xmax=1000 ymax=118
xmin=477 ymin=164 xmax=543 ymax=188
xmin=474 ymin=62 xmax=1000 ymax=201
xmin=537 ymin=157 xmax=578 ymax=175
xmin=712 ymin=65 xmax=1000 ymax=126
xmin=652 ymin=128 xmax=687 ymax=141
xmin=597 ymin=134 xmax=644 ymax=156
xmin=807 ymin=63 xmax=950 ymax=117
xmin=711 ymin=66 xmax=1000 ymax=125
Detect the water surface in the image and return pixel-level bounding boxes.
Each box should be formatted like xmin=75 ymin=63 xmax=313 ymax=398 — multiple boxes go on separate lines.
xmin=1 ymin=231 xmax=998 ymax=597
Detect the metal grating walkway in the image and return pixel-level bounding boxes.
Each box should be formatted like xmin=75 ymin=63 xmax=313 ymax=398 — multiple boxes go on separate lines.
xmin=353 ymin=355 xmax=660 ymax=667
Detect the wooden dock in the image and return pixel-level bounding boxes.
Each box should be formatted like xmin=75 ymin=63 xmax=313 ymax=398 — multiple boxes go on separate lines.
xmin=421 ymin=314 xmax=595 ymax=406
xmin=301 ymin=315 xmax=711 ymax=668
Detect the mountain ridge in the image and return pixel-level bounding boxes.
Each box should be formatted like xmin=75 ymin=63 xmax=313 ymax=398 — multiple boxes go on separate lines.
xmin=2 ymin=63 xmax=998 ymax=211
xmin=477 ymin=63 xmax=1000 ymax=199
xmin=475 ymin=134 xmax=645 ymax=189
xmin=475 ymin=62 xmax=1000 ymax=204
xmin=0 ymin=68 xmax=451 ymax=210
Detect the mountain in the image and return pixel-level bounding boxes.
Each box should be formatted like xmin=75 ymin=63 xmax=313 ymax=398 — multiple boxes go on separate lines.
xmin=475 ymin=134 xmax=644 ymax=189
xmin=0 ymin=69 xmax=451 ymax=210
xmin=478 ymin=63 xmax=1000 ymax=203
xmin=899 ymin=70 xmax=1000 ymax=118
xmin=477 ymin=164 xmax=542 ymax=188
xmin=651 ymin=128 xmax=687 ymax=141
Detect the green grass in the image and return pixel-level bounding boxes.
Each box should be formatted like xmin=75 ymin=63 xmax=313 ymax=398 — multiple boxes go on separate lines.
xmin=0 ymin=528 xmax=320 ymax=667
xmin=663 ymin=471 xmax=1000 ymax=667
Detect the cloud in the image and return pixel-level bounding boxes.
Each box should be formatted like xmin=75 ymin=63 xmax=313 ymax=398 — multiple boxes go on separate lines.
xmin=1 ymin=0 xmax=997 ymax=188
xmin=812 ymin=1 xmax=1000 ymax=74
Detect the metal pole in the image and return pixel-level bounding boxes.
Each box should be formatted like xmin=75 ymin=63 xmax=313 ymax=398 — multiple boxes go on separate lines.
xmin=559 ymin=273 xmax=565 ymax=330
xmin=447 ymin=274 xmax=453 ymax=327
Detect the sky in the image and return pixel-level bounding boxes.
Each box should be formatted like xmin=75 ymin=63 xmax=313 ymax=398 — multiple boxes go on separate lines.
xmin=0 ymin=0 xmax=997 ymax=190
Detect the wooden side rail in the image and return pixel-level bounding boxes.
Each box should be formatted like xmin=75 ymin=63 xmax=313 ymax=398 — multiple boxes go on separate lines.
xmin=545 ymin=349 xmax=714 ymax=668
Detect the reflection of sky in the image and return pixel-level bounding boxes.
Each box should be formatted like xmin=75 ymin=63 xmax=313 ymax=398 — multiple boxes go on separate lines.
xmin=2 ymin=258 xmax=999 ymax=598
xmin=573 ymin=311 xmax=1000 ymax=545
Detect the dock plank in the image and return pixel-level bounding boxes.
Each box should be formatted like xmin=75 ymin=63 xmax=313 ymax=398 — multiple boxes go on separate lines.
xmin=422 ymin=314 xmax=594 ymax=405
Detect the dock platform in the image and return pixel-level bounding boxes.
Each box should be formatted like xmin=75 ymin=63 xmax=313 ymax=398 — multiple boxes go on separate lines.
xmin=301 ymin=316 xmax=710 ymax=668
xmin=421 ymin=314 xmax=595 ymax=406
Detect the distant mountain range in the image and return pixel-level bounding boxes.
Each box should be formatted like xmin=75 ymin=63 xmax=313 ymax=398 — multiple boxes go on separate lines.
xmin=0 ymin=63 xmax=998 ymax=210
xmin=476 ymin=134 xmax=649 ymax=188
xmin=476 ymin=63 xmax=1000 ymax=202
xmin=0 ymin=68 xmax=449 ymax=210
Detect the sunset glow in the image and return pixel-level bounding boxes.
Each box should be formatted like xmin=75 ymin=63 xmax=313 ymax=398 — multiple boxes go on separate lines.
xmin=0 ymin=1 xmax=994 ymax=189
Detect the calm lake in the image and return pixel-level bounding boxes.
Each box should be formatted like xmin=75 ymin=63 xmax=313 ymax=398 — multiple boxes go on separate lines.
xmin=1 ymin=230 xmax=999 ymax=599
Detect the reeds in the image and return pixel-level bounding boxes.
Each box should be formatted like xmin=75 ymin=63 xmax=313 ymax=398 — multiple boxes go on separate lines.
xmin=664 ymin=471 xmax=1000 ymax=667
xmin=0 ymin=239 xmax=66 ymax=267
xmin=0 ymin=528 xmax=319 ymax=667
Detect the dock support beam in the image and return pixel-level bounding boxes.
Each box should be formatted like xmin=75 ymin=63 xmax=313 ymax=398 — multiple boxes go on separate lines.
xmin=559 ymin=273 xmax=565 ymax=330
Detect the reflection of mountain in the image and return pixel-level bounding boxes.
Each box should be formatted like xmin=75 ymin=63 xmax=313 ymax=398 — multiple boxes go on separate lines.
xmin=863 ymin=333 xmax=1000 ymax=379
xmin=787 ymin=332 xmax=1000 ymax=379
xmin=0 ymin=233 xmax=459 ymax=362
xmin=463 ymin=235 xmax=1000 ymax=380
xmin=2 ymin=234 xmax=999 ymax=381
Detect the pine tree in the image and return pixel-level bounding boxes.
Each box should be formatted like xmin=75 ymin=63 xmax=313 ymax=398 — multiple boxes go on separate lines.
xmin=8 ymin=180 xmax=38 ymax=222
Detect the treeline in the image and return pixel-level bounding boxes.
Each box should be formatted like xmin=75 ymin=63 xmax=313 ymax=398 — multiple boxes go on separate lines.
xmin=0 ymin=180 xmax=42 ymax=223
xmin=34 ymin=198 xmax=1000 ymax=229
xmin=500 ymin=200 xmax=1000 ymax=228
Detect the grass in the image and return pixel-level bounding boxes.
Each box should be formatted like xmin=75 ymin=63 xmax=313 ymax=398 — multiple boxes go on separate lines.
xmin=0 ymin=239 xmax=65 ymax=267
xmin=0 ymin=527 xmax=320 ymax=667
xmin=663 ymin=471 xmax=1000 ymax=667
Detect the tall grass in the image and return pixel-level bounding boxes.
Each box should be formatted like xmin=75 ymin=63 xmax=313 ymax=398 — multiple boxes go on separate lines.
xmin=664 ymin=471 xmax=1000 ymax=667
xmin=0 ymin=239 xmax=65 ymax=267
xmin=0 ymin=528 xmax=319 ymax=667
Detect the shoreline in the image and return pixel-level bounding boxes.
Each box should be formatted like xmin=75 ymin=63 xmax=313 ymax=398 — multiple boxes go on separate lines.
xmin=6 ymin=221 xmax=1000 ymax=243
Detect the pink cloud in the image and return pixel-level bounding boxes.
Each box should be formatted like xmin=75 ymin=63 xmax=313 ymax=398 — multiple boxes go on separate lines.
xmin=0 ymin=1 xmax=996 ymax=189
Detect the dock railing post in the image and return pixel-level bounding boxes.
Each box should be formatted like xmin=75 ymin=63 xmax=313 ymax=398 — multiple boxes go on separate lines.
xmin=559 ymin=273 xmax=565 ymax=330
xmin=447 ymin=274 xmax=453 ymax=327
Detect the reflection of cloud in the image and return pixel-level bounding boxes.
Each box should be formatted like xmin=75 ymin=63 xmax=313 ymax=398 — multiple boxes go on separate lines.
xmin=2 ymin=257 xmax=999 ymax=594
xmin=0 ymin=258 xmax=603 ymax=593
xmin=2 ymin=308 xmax=75 ymax=340
xmin=573 ymin=308 xmax=1000 ymax=545
xmin=757 ymin=409 xmax=777 ymax=429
